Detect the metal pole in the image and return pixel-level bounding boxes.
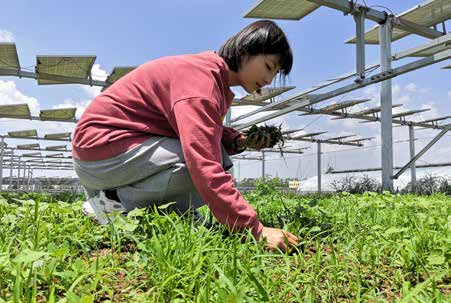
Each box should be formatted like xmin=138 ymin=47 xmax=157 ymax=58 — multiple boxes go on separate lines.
xmin=317 ymin=142 xmax=322 ymax=194
xmin=408 ymin=125 xmax=416 ymax=191
xmin=27 ymin=166 xmax=32 ymax=191
xmin=17 ymin=156 xmax=21 ymax=191
xmin=9 ymin=153 xmax=14 ymax=190
xmin=379 ymin=17 xmax=394 ymax=192
xmin=22 ymin=162 xmax=27 ymax=191
xmin=0 ymin=137 xmax=4 ymax=191
xmin=261 ymin=151 xmax=266 ymax=180
xmin=354 ymin=6 xmax=366 ymax=81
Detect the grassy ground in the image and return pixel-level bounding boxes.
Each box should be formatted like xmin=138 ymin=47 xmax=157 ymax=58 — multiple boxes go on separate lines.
xmin=0 ymin=187 xmax=449 ymax=302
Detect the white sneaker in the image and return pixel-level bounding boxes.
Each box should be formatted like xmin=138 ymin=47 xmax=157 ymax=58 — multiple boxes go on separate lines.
xmin=82 ymin=190 xmax=125 ymax=225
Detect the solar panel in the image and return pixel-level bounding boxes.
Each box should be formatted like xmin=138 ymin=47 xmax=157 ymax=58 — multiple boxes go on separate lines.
xmin=0 ymin=104 xmax=31 ymax=119
xmin=36 ymin=55 xmax=96 ymax=85
xmin=21 ymin=152 xmax=41 ymax=157
xmin=239 ymin=86 xmax=295 ymax=103
xmin=106 ymin=66 xmax=136 ymax=84
xmin=47 ymin=153 xmax=64 ymax=158
xmin=40 ymin=108 xmax=76 ymax=121
xmin=17 ymin=143 xmax=40 ymax=150
xmin=316 ymin=99 xmax=370 ymax=113
xmin=282 ymin=128 xmax=305 ymax=135
xmin=344 ymin=137 xmax=375 ymax=143
xmin=45 ymin=145 xmax=68 ymax=151
xmin=351 ymin=104 xmax=403 ymax=116
xmin=392 ymin=108 xmax=430 ymax=118
xmin=244 ymin=0 xmax=320 ymax=20
xmin=8 ymin=129 xmax=37 ymax=138
xmin=232 ymin=99 xmax=268 ymax=107
xmin=44 ymin=132 xmax=71 ymax=140
xmin=0 ymin=43 xmax=20 ymax=73
xmin=26 ymin=158 xmax=44 ymax=162
xmin=325 ymin=135 xmax=355 ymax=141
xmin=346 ymin=0 xmax=451 ymax=44
xmin=291 ymin=131 xmax=327 ymax=139
xmin=417 ymin=115 xmax=451 ymax=123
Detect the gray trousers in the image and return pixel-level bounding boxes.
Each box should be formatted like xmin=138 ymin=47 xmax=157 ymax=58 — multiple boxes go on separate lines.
xmin=73 ymin=137 xmax=233 ymax=213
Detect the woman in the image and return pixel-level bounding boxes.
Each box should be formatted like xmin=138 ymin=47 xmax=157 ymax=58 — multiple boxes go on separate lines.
xmin=72 ymin=20 xmax=298 ymax=252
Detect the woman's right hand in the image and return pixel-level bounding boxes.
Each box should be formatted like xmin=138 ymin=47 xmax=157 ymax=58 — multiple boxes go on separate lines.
xmin=256 ymin=226 xmax=299 ymax=252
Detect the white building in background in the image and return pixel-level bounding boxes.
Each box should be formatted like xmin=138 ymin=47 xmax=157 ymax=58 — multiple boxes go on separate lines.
xmin=297 ymin=167 xmax=451 ymax=193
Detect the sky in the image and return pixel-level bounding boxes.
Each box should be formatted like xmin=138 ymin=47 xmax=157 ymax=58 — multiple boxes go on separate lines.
xmin=0 ymin=0 xmax=450 ymax=183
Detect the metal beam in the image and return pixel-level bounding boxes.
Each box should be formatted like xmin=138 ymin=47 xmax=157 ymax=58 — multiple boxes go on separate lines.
xmin=328 ymin=162 xmax=451 ymax=174
xmin=0 ymin=68 xmax=108 ymax=87
xmin=392 ymin=124 xmax=451 ymax=179
xmin=393 ymin=33 xmax=451 ymax=60
xmin=288 ymin=136 xmax=362 ymax=147
xmin=1 ymin=135 xmax=71 ymax=142
xmin=395 ymin=17 xmax=445 ymax=40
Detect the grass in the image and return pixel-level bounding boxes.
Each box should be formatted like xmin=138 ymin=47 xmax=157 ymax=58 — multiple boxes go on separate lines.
xmin=0 ymin=187 xmax=449 ymax=302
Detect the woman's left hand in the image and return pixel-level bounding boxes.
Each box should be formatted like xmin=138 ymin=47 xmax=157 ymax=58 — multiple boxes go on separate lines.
xmin=237 ymin=134 xmax=271 ymax=150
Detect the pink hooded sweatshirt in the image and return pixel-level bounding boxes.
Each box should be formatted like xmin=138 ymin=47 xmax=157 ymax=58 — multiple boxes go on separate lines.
xmin=72 ymin=51 xmax=263 ymax=236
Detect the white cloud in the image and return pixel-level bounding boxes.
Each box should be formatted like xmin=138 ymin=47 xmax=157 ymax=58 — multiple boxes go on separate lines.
xmin=0 ymin=80 xmax=40 ymax=114
xmin=80 ymin=64 xmax=108 ymax=98
xmin=405 ymin=83 xmax=417 ymax=92
xmin=53 ymin=98 xmax=91 ymax=119
xmin=0 ymin=30 xmax=14 ymax=42
xmin=448 ymin=91 xmax=451 ymax=99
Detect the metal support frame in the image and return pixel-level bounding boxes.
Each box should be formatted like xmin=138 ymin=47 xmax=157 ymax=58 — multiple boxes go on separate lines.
xmin=9 ymin=152 xmax=14 ymax=190
xmin=261 ymin=151 xmax=266 ymax=179
xmin=0 ymin=137 xmax=4 ymax=191
xmin=233 ymin=49 xmax=451 ymax=130
xmin=309 ymin=0 xmax=444 ymax=39
xmin=393 ymin=124 xmax=451 ymax=179
xmin=17 ymin=156 xmax=21 ymax=190
xmin=354 ymin=5 xmax=366 ymax=82
xmin=380 ymin=17 xmax=394 ymax=192
xmin=408 ymin=125 xmax=416 ymax=191
xmin=317 ymin=142 xmax=322 ymax=193
xmin=327 ymin=162 xmax=451 ymax=174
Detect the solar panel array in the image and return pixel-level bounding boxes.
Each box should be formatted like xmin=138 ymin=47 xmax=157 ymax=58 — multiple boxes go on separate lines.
xmin=0 ymin=43 xmax=137 ymax=87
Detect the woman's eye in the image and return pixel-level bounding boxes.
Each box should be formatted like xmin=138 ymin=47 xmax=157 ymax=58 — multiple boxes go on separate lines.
xmin=266 ymin=63 xmax=271 ymax=71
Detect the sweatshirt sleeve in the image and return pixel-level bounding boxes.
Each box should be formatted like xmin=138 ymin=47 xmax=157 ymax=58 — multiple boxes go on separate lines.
xmin=169 ymin=98 xmax=263 ymax=236
xmin=222 ymin=126 xmax=244 ymax=155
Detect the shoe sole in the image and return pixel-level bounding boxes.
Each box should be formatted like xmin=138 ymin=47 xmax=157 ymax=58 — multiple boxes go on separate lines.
xmin=82 ymin=200 xmax=109 ymax=225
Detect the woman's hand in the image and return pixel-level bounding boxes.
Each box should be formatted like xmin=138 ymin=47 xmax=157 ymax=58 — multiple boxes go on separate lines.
xmin=236 ymin=133 xmax=271 ymax=151
xmin=256 ymin=226 xmax=299 ymax=252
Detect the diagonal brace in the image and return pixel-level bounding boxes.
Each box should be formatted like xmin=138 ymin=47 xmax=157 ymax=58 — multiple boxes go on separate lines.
xmin=392 ymin=124 xmax=451 ymax=179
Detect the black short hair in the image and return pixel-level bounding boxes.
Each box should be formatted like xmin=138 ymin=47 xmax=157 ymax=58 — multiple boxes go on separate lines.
xmin=219 ymin=20 xmax=293 ymax=76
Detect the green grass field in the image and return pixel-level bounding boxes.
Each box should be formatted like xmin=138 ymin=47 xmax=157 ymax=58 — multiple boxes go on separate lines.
xmin=0 ymin=185 xmax=449 ymax=302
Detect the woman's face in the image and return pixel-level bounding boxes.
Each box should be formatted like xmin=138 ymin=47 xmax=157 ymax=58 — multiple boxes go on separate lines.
xmin=237 ymin=54 xmax=280 ymax=93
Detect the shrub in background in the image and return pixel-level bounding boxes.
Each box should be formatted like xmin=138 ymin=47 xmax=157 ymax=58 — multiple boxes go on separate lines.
xmin=331 ymin=175 xmax=381 ymax=194
xmin=401 ymin=174 xmax=449 ymax=195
